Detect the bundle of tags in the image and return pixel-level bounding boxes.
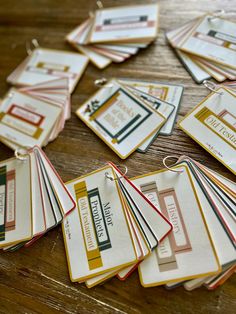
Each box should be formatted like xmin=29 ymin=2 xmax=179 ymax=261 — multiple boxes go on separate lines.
xmin=166 ymin=11 xmax=236 ymax=83
xmin=7 ymin=46 xmax=89 ymax=93
xmin=0 ymin=46 xmax=89 ymax=150
xmin=179 ymin=80 xmax=236 ymax=175
xmin=66 ymin=3 xmax=159 ymax=69
xmin=0 ymin=146 xmax=75 ymax=251
xmin=76 ymin=78 xmax=183 ymax=158
xmin=62 ymin=156 xmax=236 ymax=289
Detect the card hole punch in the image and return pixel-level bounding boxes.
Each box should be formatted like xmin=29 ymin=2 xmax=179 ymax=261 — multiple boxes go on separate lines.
xmin=14 ymin=146 xmax=32 ymax=161
xmin=203 ymin=80 xmax=223 ymax=95
xmin=26 ymin=39 xmax=39 ymax=56
xmin=163 ymin=155 xmax=183 ymax=173
xmin=105 ymin=165 xmax=128 ymax=181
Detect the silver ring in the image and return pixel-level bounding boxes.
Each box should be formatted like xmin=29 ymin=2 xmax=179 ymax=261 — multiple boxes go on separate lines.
xmin=208 ymin=10 xmax=225 ymax=21
xmin=14 ymin=149 xmax=29 ymax=161
xmin=105 ymin=165 xmax=128 ymax=181
xmin=26 ymin=39 xmax=39 ymax=56
xmin=94 ymin=78 xmax=114 ymax=88
xmin=96 ymin=0 xmax=103 ymax=9
xmin=163 ymin=156 xmax=183 ymax=173
xmin=203 ymin=80 xmax=223 ymax=95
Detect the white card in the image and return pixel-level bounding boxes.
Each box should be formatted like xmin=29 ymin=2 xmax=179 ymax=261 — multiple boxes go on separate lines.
xmin=62 ymin=166 xmax=137 ymax=282
xmin=76 ymin=80 xmax=166 ymax=159
xmin=90 ymin=4 xmax=159 ymax=43
xmin=0 ymin=156 xmax=32 ymax=247
xmin=179 ymin=16 xmax=236 ymax=70
xmin=118 ymin=78 xmax=184 ymax=136
xmin=0 ymin=89 xmax=62 ymax=149
xmin=179 ymin=87 xmax=236 ymax=174
xmin=7 ymin=48 xmax=89 ymax=93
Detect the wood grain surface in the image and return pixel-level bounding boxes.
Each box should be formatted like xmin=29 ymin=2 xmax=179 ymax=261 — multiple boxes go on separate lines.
xmin=0 ymin=0 xmax=235 ymax=313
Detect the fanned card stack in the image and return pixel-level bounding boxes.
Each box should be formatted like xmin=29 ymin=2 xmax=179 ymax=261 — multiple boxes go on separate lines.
xmin=0 ymin=146 xmax=75 ymax=251
xmin=76 ymin=78 xmax=183 ymax=158
xmin=62 ymin=157 xmax=235 ymax=289
xmin=66 ymin=3 xmax=159 ymax=69
xmin=166 ymin=12 xmax=236 ymax=83
xmin=62 ymin=162 xmax=172 ymax=287
xmin=0 ymin=78 xmax=71 ymax=151
xmin=7 ymin=47 xmax=89 ymax=93
xmin=179 ymin=81 xmax=236 ymax=174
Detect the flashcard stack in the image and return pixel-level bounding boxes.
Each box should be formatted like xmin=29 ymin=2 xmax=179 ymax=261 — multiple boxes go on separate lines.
xmin=172 ymin=156 xmax=235 ymax=290
xmin=76 ymin=78 xmax=183 ymax=158
xmin=0 ymin=78 xmax=70 ymax=151
xmin=179 ymin=84 xmax=236 ymax=174
xmin=62 ymin=162 xmax=172 ymax=287
xmin=133 ymin=161 xmax=221 ymax=287
xmin=0 ymin=146 xmax=75 ymax=251
xmin=66 ymin=3 xmax=159 ymax=69
xmin=117 ymin=78 xmax=184 ymax=152
xmin=7 ymin=47 xmax=89 ymax=93
xmin=62 ymin=157 xmax=235 ymax=289
xmin=166 ymin=12 xmax=236 ymax=83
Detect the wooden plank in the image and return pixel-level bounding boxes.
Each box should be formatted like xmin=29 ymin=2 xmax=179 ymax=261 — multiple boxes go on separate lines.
xmin=0 ymin=0 xmax=235 ymax=313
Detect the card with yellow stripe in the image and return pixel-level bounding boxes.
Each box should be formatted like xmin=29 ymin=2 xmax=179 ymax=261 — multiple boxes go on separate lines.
xmin=76 ymin=79 xmax=168 ymax=159
xmin=179 ymin=87 xmax=236 ymax=174
xmin=62 ymin=165 xmax=139 ymax=282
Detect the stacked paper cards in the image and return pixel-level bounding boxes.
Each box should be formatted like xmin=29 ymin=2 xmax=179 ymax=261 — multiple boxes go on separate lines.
xmin=62 ymin=162 xmax=172 ymax=287
xmin=0 ymin=146 xmax=75 ymax=251
xmin=7 ymin=47 xmax=89 ymax=93
xmin=135 ymin=156 xmax=235 ymax=290
xmin=0 ymin=78 xmax=70 ymax=151
xmin=76 ymin=79 xmax=183 ymax=158
xmin=179 ymin=82 xmax=236 ymax=174
xmin=166 ymin=12 xmax=236 ymax=83
xmin=66 ymin=3 xmax=159 ymax=69
xmin=62 ymin=157 xmax=235 ymax=288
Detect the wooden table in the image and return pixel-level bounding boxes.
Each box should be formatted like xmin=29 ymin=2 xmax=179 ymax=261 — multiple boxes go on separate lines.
xmin=0 ymin=0 xmax=235 ymax=313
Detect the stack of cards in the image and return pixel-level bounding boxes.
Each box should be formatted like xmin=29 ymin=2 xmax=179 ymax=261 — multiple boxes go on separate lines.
xmin=0 ymin=146 xmax=75 ymax=251
xmin=166 ymin=12 xmax=236 ymax=83
xmin=7 ymin=47 xmax=89 ymax=93
xmin=0 ymin=78 xmax=71 ymax=151
xmin=179 ymin=83 xmax=236 ymax=174
xmin=66 ymin=3 xmax=159 ymax=69
xmin=62 ymin=156 xmax=235 ymax=289
xmin=76 ymin=78 xmax=183 ymax=158
xmin=135 ymin=155 xmax=235 ymax=290
xmin=62 ymin=162 xmax=172 ymax=287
